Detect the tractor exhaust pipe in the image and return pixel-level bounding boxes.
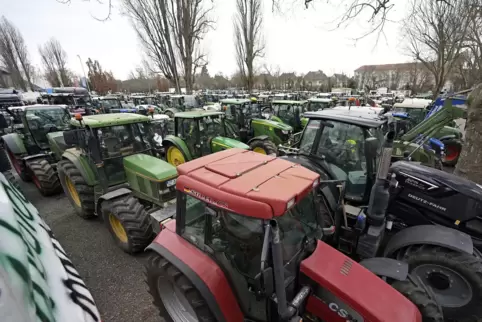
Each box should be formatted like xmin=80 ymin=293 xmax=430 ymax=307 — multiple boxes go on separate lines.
xmin=367 ymin=131 xmax=395 ymax=226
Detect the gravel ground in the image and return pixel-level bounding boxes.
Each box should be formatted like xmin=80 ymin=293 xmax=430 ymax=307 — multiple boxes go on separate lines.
xmin=18 ymin=179 xmax=162 ymax=322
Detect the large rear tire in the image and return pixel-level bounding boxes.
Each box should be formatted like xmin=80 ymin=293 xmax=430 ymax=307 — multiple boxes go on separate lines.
xmin=6 ymin=148 xmax=30 ymax=182
xmin=442 ymin=140 xmax=462 ymax=166
xmin=249 ymin=139 xmax=277 ymax=155
xmin=146 ymin=252 xmax=216 ymax=322
xmin=27 ymin=159 xmax=61 ymax=196
xmin=391 ymin=274 xmax=444 ymax=322
xmin=102 ymin=195 xmax=153 ymax=254
xmin=395 ymin=245 xmax=482 ymax=321
xmin=58 ymin=159 xmax=95 ymax=219
xmin=0 ymin=148 xmax=11 ymax=172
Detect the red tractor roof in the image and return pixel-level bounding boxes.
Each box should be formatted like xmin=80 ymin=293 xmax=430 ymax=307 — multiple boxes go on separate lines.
xmin=176 ymin=149 xmax=320 ymax=219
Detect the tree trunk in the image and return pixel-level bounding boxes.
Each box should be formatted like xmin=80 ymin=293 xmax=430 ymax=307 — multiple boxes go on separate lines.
xmin=454 ymin=83 xmax=482 ymax=184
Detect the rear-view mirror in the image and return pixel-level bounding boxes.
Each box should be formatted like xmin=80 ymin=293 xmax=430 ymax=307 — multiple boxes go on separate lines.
xmin=365 ymin=137 xmax=379 ymax=159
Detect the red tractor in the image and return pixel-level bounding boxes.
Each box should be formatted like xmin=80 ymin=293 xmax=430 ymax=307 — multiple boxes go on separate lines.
xmin=145 ymin=149 xmax=442 ymax=322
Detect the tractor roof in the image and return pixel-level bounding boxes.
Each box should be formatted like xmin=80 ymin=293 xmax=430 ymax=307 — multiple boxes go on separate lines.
xmin=71 ymin=113 xmax=150 ymax=128
xmin=308 ymin=98 xmax=332 ymax=103
xmin=393 ymin=98 xmax=432 ymax=109
xmin=176 ymin=148 xmax=319 ymax=219
xmin=304 ymin=109 xmax=386 ymax=128
xmin=175 ymin=110 xmax=224 ymax=118
xmin=272 ymin=100 xmax=307 ymax=105
xmin=220 ymin=98 xmax=250 ymax=105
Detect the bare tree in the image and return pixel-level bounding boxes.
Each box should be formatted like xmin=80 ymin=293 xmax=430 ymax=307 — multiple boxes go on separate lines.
xmin=234 ymin=0 xmax=264 ymax=92
xmin=38 ymin=38 xmax=72 ymax=87
xmin=404 ymin=0 xmax=472 ymax=97
xmin=0 ymin=16 xmax=34 ymax=90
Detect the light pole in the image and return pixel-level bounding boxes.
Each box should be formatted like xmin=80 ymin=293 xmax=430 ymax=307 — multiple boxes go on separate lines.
xmin=77 ymin=54 xmax=91 ymax=93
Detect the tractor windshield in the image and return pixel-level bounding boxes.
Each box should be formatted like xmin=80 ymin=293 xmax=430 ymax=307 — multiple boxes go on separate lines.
xmin=198 ymin=115 xmax=225 ymax=138
xmin=300 ymin=119 xmax=368 ymax=201
xmin=99 ymin=99 xmax=122 ymax=111
xmin=392 ymin=107 xmax=426 ymax=124
xmin=96 ymin=123 xmax=149 ymax=159
xmin=25 ymin=107 xmax=71 ymax=148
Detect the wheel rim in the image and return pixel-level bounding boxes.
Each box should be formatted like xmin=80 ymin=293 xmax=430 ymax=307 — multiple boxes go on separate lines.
xmin=7 ymin=149 xmax=22 ymax=176
xmin=444 ymin=145 xmax=459 ymax=162
xmin=253 ymin=147 xmax=267 ymax=154
xmin=65 ymin=176 xmax=81 ymax=207
xmin=108 ymin=214 xmax=128 ymax=243
xmin=157 ymin=275 xmax=197 ymax=322
xmin=413 ymin=264 xmax=473 ymax=307
xmin=167 ymin=146 xmax=185 ymax=166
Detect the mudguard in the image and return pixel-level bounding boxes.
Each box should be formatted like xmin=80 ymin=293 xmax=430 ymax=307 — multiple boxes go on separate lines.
xmin=359 ymin=257 xmax=409 ymax=281
xmin=2 ymin=133 xmax=26 ymax=154
xmin=162 ymin=135 xmax=193 ymax=161
xmin=61 ymin=149 xmax=97 ymax=186
xmin=247 ymin=135 xmax=269 ymax=145
xmin=270 ymin=115 xmax=284 ymax=124
xmin=147 ymin=221 xmax=244 ymax=322
xmin=438 ymin=134 xmax=457 ymax=141
xmin=96 ymin=188 xmax=131 ymax=215
xmin=383 ymin=225 xmax=473 ymax=257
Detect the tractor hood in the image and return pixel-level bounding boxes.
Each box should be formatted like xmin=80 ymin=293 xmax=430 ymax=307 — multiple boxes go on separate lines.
xmin=211 ymin=136 xmax=249 ymax=150
xmin=251 ymin=118 xmax=293 ymax=131
xmin=123 ymin=154 xmax=177 ymax=181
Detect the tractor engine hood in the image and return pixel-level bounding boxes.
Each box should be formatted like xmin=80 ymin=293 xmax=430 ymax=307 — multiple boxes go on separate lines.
xmin=211 ymin=136 xmax=249 ymax=150
xmin=251 ymin=118 xmax=293 ymax=131
xmin=123 ymin=153 xmax=177 ymax=182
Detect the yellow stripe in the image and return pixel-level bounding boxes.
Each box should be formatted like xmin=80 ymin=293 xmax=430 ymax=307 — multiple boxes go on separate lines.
xmin=213 ymin=142 xmax=232 ymax=149
xmin=124 ymin=167 xmax=177 ymax=183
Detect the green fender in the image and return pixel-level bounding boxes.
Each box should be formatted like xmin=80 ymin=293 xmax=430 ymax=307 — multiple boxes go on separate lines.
xmin=270 ymin=115 xmax=284 ymax=124
xmin=211 ymin=136 xmax=249 ymax=152
xmin=435 ymin=126 xmax=463 ymax=140
xmin=162 ymin=135 xmax=193 ymax=161
xmin=46 ymin=131 xmax=67 ymax=161
xmin=61 ymin=148 xmax=98 ymax=186
xmin=2 ymin=133 xmax=26 ymax=155
xmin=301 ymin=117 xmax=308 ymax=128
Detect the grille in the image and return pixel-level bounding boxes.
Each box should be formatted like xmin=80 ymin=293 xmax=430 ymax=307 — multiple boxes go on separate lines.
xmin=340 ymin=259 xmax=353 ymax=276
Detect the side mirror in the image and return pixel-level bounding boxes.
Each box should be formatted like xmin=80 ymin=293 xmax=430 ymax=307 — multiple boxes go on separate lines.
xmin=365 ymin=137 xmax=379 ymax=159
xmin=63 ymin=129 xmax=80 ymax=146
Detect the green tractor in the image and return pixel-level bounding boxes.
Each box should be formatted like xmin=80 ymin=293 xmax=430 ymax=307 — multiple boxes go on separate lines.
xmin=2 ymin=105 xmax=72 ymax=195
xmin=306 ymin=97 xmax=335 ymax=111
xmin=57 ymin=113 xmax=178 ymax=253
xmin=269 ymin=100 xmax=309 ymax=133
xmin=221 ymin=98 xmax=293 ymax=154
xmin=162 ymin=110 xmax=249 ymax=166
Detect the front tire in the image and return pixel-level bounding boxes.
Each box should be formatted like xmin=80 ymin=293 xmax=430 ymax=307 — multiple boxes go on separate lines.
xmin=249 ymin=139 xmax=277 ymax=155
xmin=442 ymin=140 xmax=462 ymax=166
xmin=102 ymin=195 xmax=153 ymax=254
xmin=391 ymin=274 xmax=444 ymax=322
xmin=166 ymin=145 xmax=187 ymax=166
xmin=146 ymin=252 xmax=216 ymax=322
xmin=58 ymin=160 xmax=95 ymax=219
xmin=27 ymin=159 xmax=61 ymax=196
xmin=395 ymin=245 xmax=482 ymax=321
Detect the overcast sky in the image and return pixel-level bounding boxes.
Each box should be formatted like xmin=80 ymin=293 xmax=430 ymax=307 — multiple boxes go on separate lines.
xmin=2 ymin=0 xmax=411 ymax=80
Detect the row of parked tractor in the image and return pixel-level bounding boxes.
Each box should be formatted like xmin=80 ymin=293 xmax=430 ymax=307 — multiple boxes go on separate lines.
xmin=0 ymin=88 xmax=478 ymax=322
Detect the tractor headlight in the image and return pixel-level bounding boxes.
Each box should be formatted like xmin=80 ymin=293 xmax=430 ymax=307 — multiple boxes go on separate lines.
xmin=166 ymin=178 xmax=177 ymax=188
xmin=282 ymin=130 xmax=289 ymax=134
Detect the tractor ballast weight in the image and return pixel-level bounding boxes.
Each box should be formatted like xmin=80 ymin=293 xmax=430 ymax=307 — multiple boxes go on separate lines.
xmin=57 ymin=113 xmax=178 ymax=253
xmin=145 ymin=149 xmax=434 ymax=322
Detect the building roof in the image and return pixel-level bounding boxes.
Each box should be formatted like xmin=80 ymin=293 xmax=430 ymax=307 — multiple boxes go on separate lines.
xmin=175 ymin=148 xmax=319 ymax=219
xmin=354 ymin=62 xmax=424 ymax=73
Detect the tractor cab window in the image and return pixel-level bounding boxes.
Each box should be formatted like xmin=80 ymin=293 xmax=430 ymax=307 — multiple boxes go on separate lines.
xmin=99 ymin=99 xmax=121 ymax=111
xmin=299 ymin=119 xmax=320 ymax=153
xmin=198 ymin=115 xmax=224 ymax=138
xmin=315 ymin=121 xmax=367 ymax=201
xmin=25 ymin=108 xmax=71 ymax=148
xmin=273 ymin=104 xmax=294 ymax=120
xmin=392 ymin=107 xmax=425 ymax=124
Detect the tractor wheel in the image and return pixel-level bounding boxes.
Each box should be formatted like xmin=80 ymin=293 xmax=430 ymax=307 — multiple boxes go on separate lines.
xmin=166 ymin=145 xmax=186 ymax=166
xmin=58 ymin=160 xmax=95 ymax=219
xmin=27 ymin=159 xmax=61 ymax=196
xmin=165 ymin=110 xmax=174 ymax=118
xmin=102 ymin=194 xmax=153 ymax=254
xmin=6 ymin=148 xmax=30 ymax=182
xmin=249 ymin=139 xmax=277 ymax=155
xmin=442 ymin=140 xmax=462 ymax=166
xmin=146 ymin=252 xmax=216 ymax=322
xmin=391 ymin=274 xmax=444 ymax=322
xmin=395 ymin=245 xmax=482 ymax=321
xmin=0 ymin=148 xmax=11 ymax=172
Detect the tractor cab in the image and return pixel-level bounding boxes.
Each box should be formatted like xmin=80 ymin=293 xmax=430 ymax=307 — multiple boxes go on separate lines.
xmin=132 ymin=95 xmax=159 ymax=107
xmin=93 ymin=96 xmax=123 ymax=113
xmin=162 ymin=110 xmax=249 ymax=166
xmin=390 ymin=99 xmax=432 ymax=125
xmin=270 ymin=100 xmax=308 ymax=133
xmin=149 ymin=114 xmax=174 ymax=152
xmin=146 ymin=148 xmax=423 ymax=322
xmin=41 ymin=87 xmax=93 ymax=115
xmin=306 ymin=97 xmax=334 ymax=111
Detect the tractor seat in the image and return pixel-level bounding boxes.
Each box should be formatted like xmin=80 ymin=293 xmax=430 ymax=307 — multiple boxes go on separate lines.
xmin=391 ymin=161 xmax=482 ymax=202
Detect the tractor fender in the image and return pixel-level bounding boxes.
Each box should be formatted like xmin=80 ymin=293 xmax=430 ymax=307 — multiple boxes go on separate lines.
xmin=359 ymin=257 xmax=409 ymax=281
xmin=147 ymin=225 xmax=244 ymax=322
xmin=247 ymin=135 xmax=269 ymax=144
xmin=383 ymin=225 xmax=473 ymax=258
xmin=2 ymin=133 xmax=26 ymax=155
xmin=96 ymin=188 xmax=131 ymax=215
xmin=61 ymin=149 xmax=97 ymax=186
xmin=438 ymin=134 xmax=457 ymax=141
xmin=162 ymin=135 xmax=193 ymax=161
xmin=24 ymin=154 xmax=49 ymax=162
